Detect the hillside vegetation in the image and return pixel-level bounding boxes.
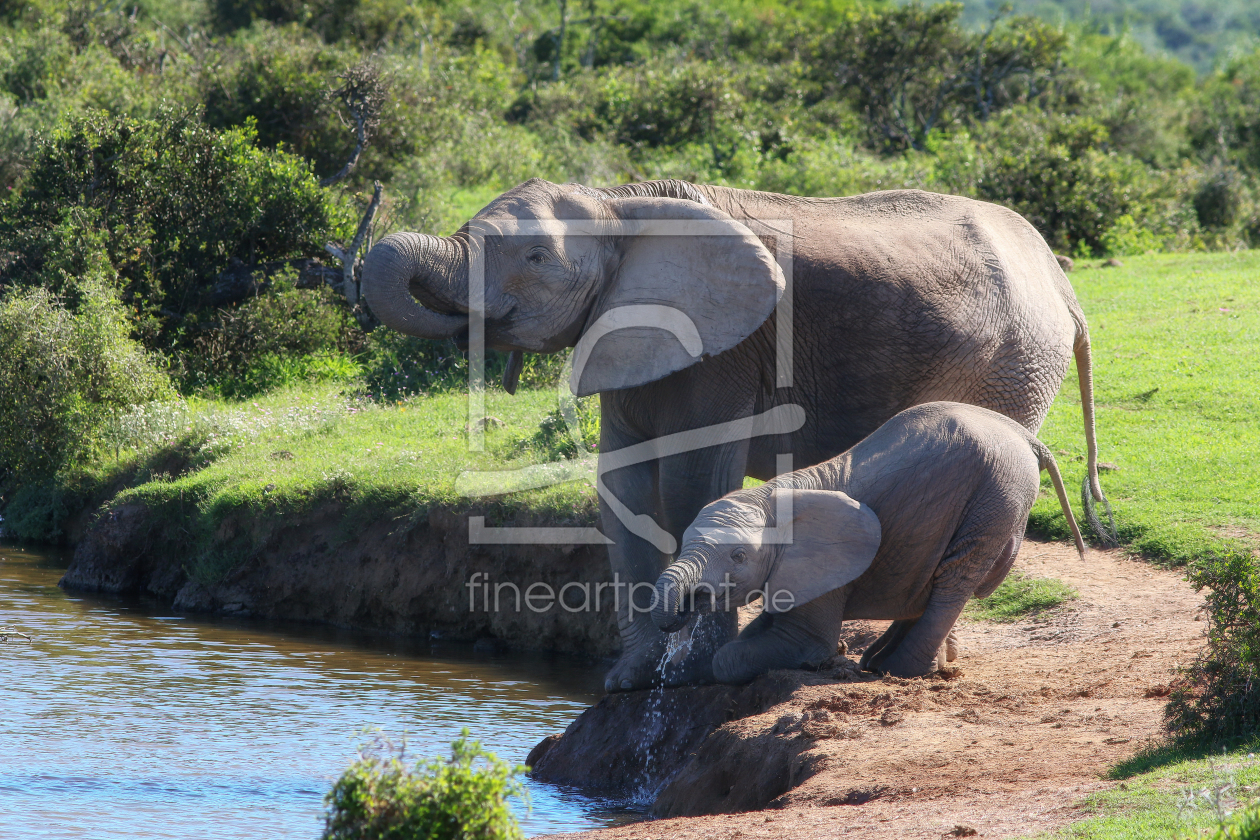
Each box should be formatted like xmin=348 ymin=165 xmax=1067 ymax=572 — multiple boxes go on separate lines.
xmin=3 ymin=0 xmax=1260 ymax=554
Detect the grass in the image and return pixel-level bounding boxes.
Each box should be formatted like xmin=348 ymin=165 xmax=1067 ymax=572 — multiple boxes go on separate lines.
xmin=964 ymin=572 xmax=1078 ymax=622
xmin=1029 ymin=251 xmax=1260 ymax=564
xmin=78 ymin=381 xmax=599 ymax=581
xmin=1025 ymin=741 xmax=1260 ymax=839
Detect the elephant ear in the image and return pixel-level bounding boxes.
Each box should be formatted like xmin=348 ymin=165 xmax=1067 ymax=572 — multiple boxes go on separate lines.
xmin=763 ymin=489 xmax=882 ymax=613
xmin=569 ymin=197 xmax=784 ymax=397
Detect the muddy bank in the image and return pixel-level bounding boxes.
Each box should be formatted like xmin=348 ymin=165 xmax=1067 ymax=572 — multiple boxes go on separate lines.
xmin=60 ymin=500 xmax=619 ymax=657
xmin=535 ymin=541 xmax=1207 ymax=839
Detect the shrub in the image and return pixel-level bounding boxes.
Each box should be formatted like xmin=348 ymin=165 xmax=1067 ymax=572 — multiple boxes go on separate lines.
xmin=182 ymin=273 xmax=364 ymax=397
xmin=1195 ymin=166 xmax=1247 ymax=231
xmin=0 ymin=282 xmax=173 ymax=489
xmin=935 ymin=111 xmax=1173 ymax=255
xmin=322 ymin=730 xmax=525 ymax=840
xmin=358 ymin=331 xmax=567 ymax=401
xmin=1167 ymin=551 xmax=1260 ymax=745
xmin=1 ymin=108 xmax=352 ymax=349
xmin=1197 ymin=804 xmax=1260 ymax=840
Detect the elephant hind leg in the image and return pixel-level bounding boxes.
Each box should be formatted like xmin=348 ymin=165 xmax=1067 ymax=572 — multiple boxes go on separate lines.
xmin=859 ymin=620 xmax=913 ymax=672
xmin=974 ymin=533 xmax=1022 ymax=600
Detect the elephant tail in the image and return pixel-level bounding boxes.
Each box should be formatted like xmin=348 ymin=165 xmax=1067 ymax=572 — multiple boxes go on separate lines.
xmin=1035 ymin=441 xmax=1087 ymax=559
xmin=1072 ymin=325 xmax=1119 ymax=547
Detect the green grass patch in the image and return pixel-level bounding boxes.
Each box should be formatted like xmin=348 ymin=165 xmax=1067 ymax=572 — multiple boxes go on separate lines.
xmin=70 ymin=381 xmax=600 ymax=582
xmin=1030 ymin=741 xmax=1260 ymax=839
xmin=964 ymin=572 xmax=1078 ymax=622
xmin=1029 ymin=251 xmax=1260 ymax=564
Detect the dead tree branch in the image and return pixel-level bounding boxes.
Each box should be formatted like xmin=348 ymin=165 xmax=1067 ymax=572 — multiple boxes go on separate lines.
xmin=324 ymin=181 xmax=384 ymax=330
xmin=321 ymin=61 xmax=388 ymax=188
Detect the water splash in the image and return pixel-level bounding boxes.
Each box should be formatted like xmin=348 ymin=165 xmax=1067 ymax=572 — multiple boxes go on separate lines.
xmin=628 ymin=614 xmax=709 ymax=805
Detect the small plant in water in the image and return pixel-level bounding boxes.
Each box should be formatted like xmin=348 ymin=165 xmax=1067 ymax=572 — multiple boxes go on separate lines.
xmin=323 ymin=729 xmax=527 ymax=840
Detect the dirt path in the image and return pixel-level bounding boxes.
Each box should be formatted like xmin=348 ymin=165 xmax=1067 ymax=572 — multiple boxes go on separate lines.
xmin=549 ymin=540 xmax=1207 ymax=839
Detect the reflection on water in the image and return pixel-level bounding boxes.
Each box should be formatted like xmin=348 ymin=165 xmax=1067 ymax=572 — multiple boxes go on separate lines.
xmin=0 ymin=542 xmax=638 ymax=838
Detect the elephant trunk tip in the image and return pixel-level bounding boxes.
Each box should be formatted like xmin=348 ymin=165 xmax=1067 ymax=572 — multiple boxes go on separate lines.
xmin=652 ymin=576 xmax=691 ymax=633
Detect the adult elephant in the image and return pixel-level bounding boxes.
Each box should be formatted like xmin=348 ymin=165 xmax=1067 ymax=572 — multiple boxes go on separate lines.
xmin=360 ymin=178 xmax=1106 ymax=692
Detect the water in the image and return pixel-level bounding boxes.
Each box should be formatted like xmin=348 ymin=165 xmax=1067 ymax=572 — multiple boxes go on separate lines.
xmin=0 ymin=542 xmax=639 ymax=839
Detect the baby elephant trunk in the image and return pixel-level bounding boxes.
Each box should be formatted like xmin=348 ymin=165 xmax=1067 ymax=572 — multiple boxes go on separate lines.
xmin=653 ymin=555 xmax=703 ymax=634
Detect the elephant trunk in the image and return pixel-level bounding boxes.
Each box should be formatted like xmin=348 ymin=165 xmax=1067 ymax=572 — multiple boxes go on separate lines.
xmin=360 ymin=232 xmax=469 ymax=339
xmin=653 ymin=553 xmax=704 ymax=633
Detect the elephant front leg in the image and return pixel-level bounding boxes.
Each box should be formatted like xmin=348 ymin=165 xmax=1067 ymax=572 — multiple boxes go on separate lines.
xmin=654 ymin=441 xmax=749 ymax=687
xmin=712 ymin=588 xmax=847 ymax=684
xmin=598 ymin=452 xmax=669 ymax=692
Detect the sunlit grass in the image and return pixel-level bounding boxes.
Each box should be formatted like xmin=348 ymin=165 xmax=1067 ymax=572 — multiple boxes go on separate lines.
xmin=1026 ymin=743 xmax=1260 ymax=839
xmin=1030 ymin=251 xmax=1260 ymax=563
xmin=964 ymin=572 xmax=1078 ymax=622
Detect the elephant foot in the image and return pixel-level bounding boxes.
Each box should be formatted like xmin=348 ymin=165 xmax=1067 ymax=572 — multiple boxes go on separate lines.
xmin=872 ymin=647 xmax=939 ymax=679
xmin=946 ymin=628 xmax=960 ymax=662
xmin=860 ymin=620 xmax=912 ymax=672
xmin=604 ymin=634 xmax=666 ymax=693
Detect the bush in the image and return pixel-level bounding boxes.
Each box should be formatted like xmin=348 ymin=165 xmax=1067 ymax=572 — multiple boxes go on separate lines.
xmin=182 ymin=272 xmax=364 ymax=397
xmin=1195 ymin=166 xmax=1247 ymax=231
xmin=323 ymin=730 xmax=525 ymax=840
xmin=1 ymin=108 xmax=352 ymax=349
xmin=0 ymin=282 xmax=173 ymax=488
xmin=359 ymin=331 xmax=567 ymax=401
xmin=1167 ymin=551 xmax=1260 ymax=745
xmin=1198 ymin=804 xmax=1260 ymax=840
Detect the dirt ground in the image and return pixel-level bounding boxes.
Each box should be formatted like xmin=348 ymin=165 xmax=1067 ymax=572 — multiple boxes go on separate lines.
xmin=549 ymin=539 xmax=1208 ymax=839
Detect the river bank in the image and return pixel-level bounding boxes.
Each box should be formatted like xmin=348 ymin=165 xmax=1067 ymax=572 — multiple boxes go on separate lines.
xmin=59 ymin=498 xmax=618 ymax=658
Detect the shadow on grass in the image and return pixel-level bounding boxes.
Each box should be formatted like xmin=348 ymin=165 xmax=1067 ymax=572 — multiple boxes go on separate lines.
xmin=1108 ymin=734 xmax=1260 ymax=780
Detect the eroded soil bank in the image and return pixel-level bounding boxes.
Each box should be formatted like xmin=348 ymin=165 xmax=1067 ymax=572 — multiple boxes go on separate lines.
xmin=60 ymin=500 xmax=619 ymax=657
xmin=534 ymin=540 xmax=1207 ymax=839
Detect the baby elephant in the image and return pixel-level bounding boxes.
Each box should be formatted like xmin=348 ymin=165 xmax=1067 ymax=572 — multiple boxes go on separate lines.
xmin=653 ymin=402 xmax=1084 ymax=683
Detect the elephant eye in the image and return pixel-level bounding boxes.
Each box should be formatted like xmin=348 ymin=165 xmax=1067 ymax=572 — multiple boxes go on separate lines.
xmin=731 ymin=548 xmax=747 ymax=564
xmin=527 ymin=247 xmax=549 ymax=265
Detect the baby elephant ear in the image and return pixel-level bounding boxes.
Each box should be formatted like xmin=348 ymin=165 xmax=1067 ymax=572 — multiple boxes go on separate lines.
xmin=569 ymin=197 xmax=784 ymax=397
xmin=764 ymin=489 xmax=882 ymax=613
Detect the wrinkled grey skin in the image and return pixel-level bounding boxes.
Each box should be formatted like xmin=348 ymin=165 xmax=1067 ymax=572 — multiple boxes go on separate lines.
xmin=359 ymin=178 xmax=1104 ymax=693
xmin=654 ymin=402 xmax=1085 ymax=682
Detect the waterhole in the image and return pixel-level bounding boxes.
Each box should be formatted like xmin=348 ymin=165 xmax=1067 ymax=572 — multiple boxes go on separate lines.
xmin=0 ymin=542 xmax=638 ymax=838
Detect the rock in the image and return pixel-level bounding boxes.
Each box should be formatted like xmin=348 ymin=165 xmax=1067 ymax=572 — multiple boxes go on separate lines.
xmin=472 ymin=637 xmax=507 ymax=654
xmin=1098 ymin=462 xmax=1119 ymax=471
xmin=525 ymin=733 xmax=561 ymax=769
xmin=1103 ymin=258 xmax=1124 ymax=268
xmin=1055 ymin=254 xmax=1074 ymax=272
xmin=527 ymin=671 xmax=826 ymax=816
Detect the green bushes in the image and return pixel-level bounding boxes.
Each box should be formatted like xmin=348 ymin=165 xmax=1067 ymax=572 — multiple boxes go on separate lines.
xmin=1167 ymin=551 xmax=1260 ymax=746
xmin=183 ymin=274 xmax=364 ymax=397
xmin=359 ymin=332 xmax=567 ymax=401
xmin=2 ymin=109 xmax=352 ymax=348
xmin=0 ymin=282 xmax=173 ymax=488
xmin=323 ymin=731 xmax=526 ymax=840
